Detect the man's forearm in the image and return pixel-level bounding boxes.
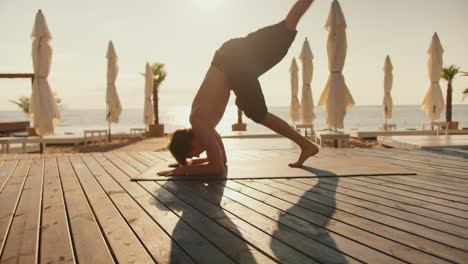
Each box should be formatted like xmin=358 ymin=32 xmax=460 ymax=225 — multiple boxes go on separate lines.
xmin=189 ymin=158 xmax=209 ymax=165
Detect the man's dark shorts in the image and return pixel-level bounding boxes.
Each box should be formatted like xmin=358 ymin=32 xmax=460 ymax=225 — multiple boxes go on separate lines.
xmin=211 ymin=20 xmax=297 ymax=123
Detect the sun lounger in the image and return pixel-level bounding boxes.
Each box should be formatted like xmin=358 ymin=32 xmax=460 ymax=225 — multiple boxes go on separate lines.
xmin=314 ymin=131 xmax=349 ymax=148
xmin=294 ymin=124 xmax=314 ymax=137
xmin=130 ymin=128 xmax=147 ymax=138
xmin=0 ymin=136 xmax=43 ymax=153
xmin=84 ymin=130 xmax=109 ymax=144
xmin=421 ymin=121 xmax=449 ymax=135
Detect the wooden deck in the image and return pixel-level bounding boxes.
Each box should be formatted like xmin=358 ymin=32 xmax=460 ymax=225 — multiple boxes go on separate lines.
xmin=0 ymin=147 xmax=468 ymax=263
xmin=379 ymin=135 xmax=468 ymax=149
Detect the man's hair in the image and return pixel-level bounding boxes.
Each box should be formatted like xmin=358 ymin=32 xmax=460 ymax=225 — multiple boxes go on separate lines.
xmin=168 ymin=128 xmax=193 ymax=165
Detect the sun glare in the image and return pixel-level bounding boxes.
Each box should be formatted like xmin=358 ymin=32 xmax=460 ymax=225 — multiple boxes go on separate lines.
xmin=192 ymin=0 xmax=222 ymax=9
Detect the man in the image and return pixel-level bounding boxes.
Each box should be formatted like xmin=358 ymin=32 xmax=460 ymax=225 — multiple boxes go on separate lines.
xmin=159 ymin=0 xmax=318 ymax=177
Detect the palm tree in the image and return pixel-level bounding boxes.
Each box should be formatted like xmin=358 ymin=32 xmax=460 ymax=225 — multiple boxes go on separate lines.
xmin=441 ymin=65 xmax=460 ymax=122
xmin=462 ymin=72 xmax=468 ymax=102
xmin=10 ymin=93 xmax=62 ymax=114
xmin=149 ymin=63 xmax=167 ymax=124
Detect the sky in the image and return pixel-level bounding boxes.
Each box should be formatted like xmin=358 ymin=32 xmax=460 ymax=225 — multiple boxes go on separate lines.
xmin=1 ymin=0 xmax=468 ymax=111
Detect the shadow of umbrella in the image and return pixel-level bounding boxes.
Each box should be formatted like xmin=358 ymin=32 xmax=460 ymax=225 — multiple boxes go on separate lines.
xmin=152 ymin=174 xmax=261 ymax=263
xmin=271 ymin=166 xmax=348 ymax=263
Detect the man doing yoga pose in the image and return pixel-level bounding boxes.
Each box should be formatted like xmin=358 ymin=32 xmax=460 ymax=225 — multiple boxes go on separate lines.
xmin=159 ymin=0 xmax=318 ymax=177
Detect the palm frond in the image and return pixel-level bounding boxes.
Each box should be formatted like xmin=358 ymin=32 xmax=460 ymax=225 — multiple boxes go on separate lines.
xmin=463 ymin=88 xmax=468 ymax=101
xmin=441 ymin=65 xmax=460 ymax=82
xmin=149 ymin=62 xmax=168 ymax=89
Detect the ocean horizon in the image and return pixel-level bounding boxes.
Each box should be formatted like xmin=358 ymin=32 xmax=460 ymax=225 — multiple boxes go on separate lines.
xmin=1 ymin=104 xmax=467 ymax=136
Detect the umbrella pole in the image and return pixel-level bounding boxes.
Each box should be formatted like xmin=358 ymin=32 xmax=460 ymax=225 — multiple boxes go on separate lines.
xmin=39 ymin=136 xmax=44 ymax=154
xmin=108 ymin=122 xmax=111 ymax=142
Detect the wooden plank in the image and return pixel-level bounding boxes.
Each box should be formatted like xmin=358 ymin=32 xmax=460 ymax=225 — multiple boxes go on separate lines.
xmin=296 ymin=177 xmax=468 ymax=229
xmin=91 ymin=153 xmax=225 ymax=263
xmin=16 ymin=154 xmax=29 ymax=160
xmin=3 ymin=154 xmax=17 ymax=161
xmin=352 ymin=176 xmax=468 ymax=203
xmin=399 ymin=174 xmax=468 ymax=191
xmin=40 ymin=157 xmax=75 ymax=263
xmin=126 ymin=152 xmax=155 ymax=166
xmin=0 ymin=158 xmax=43 ymax=263
xmin=263 ymin=178 xmax=468 ymax=255
xmin=355 ymin=149 xmax=468 ymax=175
xmin=56 ymin=156 xmax=115 ymax=264
xmin=396 ymin=162 xmax=468 ymax=181
xmin=68 ymin=154 xmax=157 ymax=264
xmin=226 ymin=180 xmax=453 ymax=263
xmin=378 ymin=174 xmax=468 ymax=194
xmin=157 ymin=180 xmax=320 ymax=264
xmin=0 ymin=161 xmax=19 ymax=193
xmin=136 ymin=152 xmax=165 ymax=164
xmin=95 ymin=152 xmax=262 ymax=264
xmin=0 ymin=160 xmax=31 ymax=256
xmin=284 ymin=178 xmax=468 ymax=239
xmin=77 ymin=155 xmax=194 ymax=263
xmin=28 ymin=154 xmax=41 ymax=159
xmin=340 ymin=177 xmax=468 ymax=218
xmin=179 ymin=181 xmax=365 ymax=264
xmin=351 ymin=148 xmax=465 ymax=167
xmin=102 ymin=152 xmax=296 ymax=264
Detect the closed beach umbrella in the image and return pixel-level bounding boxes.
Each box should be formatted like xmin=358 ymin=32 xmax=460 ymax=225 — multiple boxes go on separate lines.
xmin=318 ymin=0 xmax=355 ymax=130
xmin=299 ymin=38 xmax=316 ymax=125
xmin=29 ymin=10 xmax=61 ymax=136
xmin=422 ymin=33 xmax=444 ymax=121
xmin=106 ymin=40 xmax=122 ymax=139
xmin=144 ymin=62 xmax=155 ymax=126
xmin=289 ymin=58 xmax=300 ymax=124
xmin=383 ymin=55 xmax=394 ymax=122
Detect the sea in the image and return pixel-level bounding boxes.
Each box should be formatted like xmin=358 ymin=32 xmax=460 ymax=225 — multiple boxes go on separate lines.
xmin=1 ymin=105 xmax=467 ymax=136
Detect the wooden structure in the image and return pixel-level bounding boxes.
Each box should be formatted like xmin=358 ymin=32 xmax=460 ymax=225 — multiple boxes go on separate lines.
xmin=379 ymin=134 xmax=468 ymax=149
xmin=422 ymin=121 xmax=450 ymax=135
xmin=0 ymin=137 xmax=42 ymax=153
xmin=315 ymin=131 xmax=349 ymax=148
xmin=84 ymin=130 xmax=109 ymax=145
xmin=295 ymin=124 xmax=314 ymax=137
xmin=1 ymin=146 xmax=466 ymax=263
xmin=0 ymin=122 xmax=30 ymax=136
xmin=0 ymin=73 xmax=34 ymax=84
xmin=130 ymin=128 xmax=147 ymax=138
xmin=350 ymin=129 xmax=441 ymax=139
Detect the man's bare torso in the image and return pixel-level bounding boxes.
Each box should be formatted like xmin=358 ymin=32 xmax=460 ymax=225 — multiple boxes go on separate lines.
xmin=190 ymin=66 xmax=231 ymax=128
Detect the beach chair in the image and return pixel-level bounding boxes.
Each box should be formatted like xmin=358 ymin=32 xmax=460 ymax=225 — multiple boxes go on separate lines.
xmin=0 ymin=136 xmax=43 ymax=153
xmin=130 ymin=128 xmax=147 ymax=138
xmin=294 ymin=124 xmax=315 ymax=137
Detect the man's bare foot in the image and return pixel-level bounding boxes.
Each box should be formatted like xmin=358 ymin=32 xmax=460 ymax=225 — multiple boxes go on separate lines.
xmin=289 ymin=143 xmax=319 ymax=168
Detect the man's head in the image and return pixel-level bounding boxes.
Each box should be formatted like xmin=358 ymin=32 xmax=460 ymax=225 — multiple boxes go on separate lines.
xmin=168 ymin=128 xmax=204 ymax=165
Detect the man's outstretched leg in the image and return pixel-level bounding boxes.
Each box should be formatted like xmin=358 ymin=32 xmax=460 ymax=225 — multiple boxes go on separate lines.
xmin=285 ymin=0 xmax=315 ymax=30
xmin=261 ymin=112 xmax=318 ymax=167
xmin=260 ymin=0 xmax=318 ymax=167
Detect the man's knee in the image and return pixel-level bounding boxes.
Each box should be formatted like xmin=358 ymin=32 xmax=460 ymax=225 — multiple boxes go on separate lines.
xmin=244 ymin=108 xmax=268 ymax=124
